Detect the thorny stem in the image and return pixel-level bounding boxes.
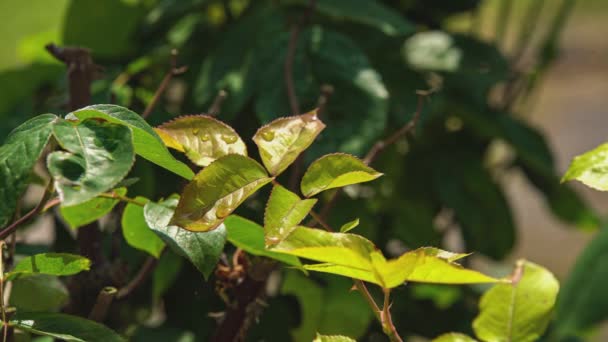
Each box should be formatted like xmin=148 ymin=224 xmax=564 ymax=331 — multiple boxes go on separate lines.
xmin=0 ymin=182 xmax=55 ymax=241
xmin=142 ymin=49 xmax=188 ymax=119
xmin=382 ymin=288 xmax=403 ymax=342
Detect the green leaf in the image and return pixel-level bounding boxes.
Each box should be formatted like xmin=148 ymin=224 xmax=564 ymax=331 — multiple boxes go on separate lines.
xmin=253 ymin=110 xmax=326 ymax=176
xmin=60 ymin=187 xmax=126 ymax=229
xmin=282 ymin=271 xmax=372 ymax=341
xmin=9 ymin=274 xmax=68 ymax=312
xmin=553 ymin=226 xmax=608 ymax=337
xmin=171 ymin=155 xmax=273 ymax=231
xmin=300 ymin=153 xmax=383 ymax=197
xmin=48 ymin=119 xmax=135 ymax=206
xmin=145 ymin=197 xmax=227 ymax=279
xmin=10 ymin=311 xmax=125 ymax=342
xmin=68 ymin=104 xmax=194 ymax=180
xmin=284 ymin=0 xmax=414 ymax=36
xmin=0 ymin=114 xmax=57 ymax=227
xmin=313 ymin=334 xmax=356 ymax=342
xmin=7 ymin=253 xmax=90 ymax=280
xmin=121 ymin=196 xmax=165 ymax=258
xmin=224 ymin=215 xmax=302 ymax=267
xmin=432 ymin=333 xmax=477 ymax=342
xmin=562 ymin=142 xmax=608 ymax=191
xmin=272 ymin=227 xmax=499 ymax=288
xmin=339 ymin=218 xmax=359 ymax=233
xmin=155 ymin=115 xmax=247 ymax=167
xmin=473 ymin=260 xmax=559 ymax=342
xmin=264 ymin=184 xmax=317 ymax=246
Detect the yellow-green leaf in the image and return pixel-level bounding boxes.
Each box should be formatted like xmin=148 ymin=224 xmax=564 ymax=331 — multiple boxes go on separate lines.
xmin=432 ymin=333 xmax=477 ymax=342
xmin=562 ymin=142 xmax=608 ymax=191
xmin=171 ymin=155 xmax=273 ymax=231
xmin=121 ymin=196 xmax=165 ymax=258
xmin=60 ymin=187 xmax=127 ymax=229
xmin=301 ymin=153 xmax=382 ymax=197
xmin=264 ymin=184 xmax=317 ymax=246
xmin=155 ymin=115 xmax=247 ymax=167
xmin=313 ymin=334 xmax=356 ymax=342
xmin=253 ymin=110 xmax=325 ymax=176
xmin=473 ymin=260 xmax=559 ymax=342
xmin=7 ymin=253 xmax=91 ymax=280
xmin=339 ymin=218 xmax=359 ymax=233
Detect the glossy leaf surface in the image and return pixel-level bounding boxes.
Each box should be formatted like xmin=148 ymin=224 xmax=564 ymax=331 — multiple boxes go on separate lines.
xmin=313 ymin=334 xmax=356 ymax=342
xmin=339 ymin=218 xmax=359 ymax=233
xmin=264 ymin=184 xmax=317 ymax=246
xmin=7 ymin=253 xmax=90 ymax=280
xmin=432 ymin=333 xmax=477 ymax=342
xmin=562 ymin=142 xmax=608 ymax=191
xmin=145 ymin=196 xmax=227 ymax=279
xmin=253 ymin=110 xmax=325 ymax=176
xmin=301 ymin=153 xmax=382 ymax=197
xmin=10 ymin=311 xmax=125 ymax=342
xmin=0 ymin=114 xmax=57 ymax=227
xmin=473 ymin=260 xmax=559 ymax=342
xmin=155 ymin=115 xmax=247 ymax=167
xmin=60 ymin=187 xmax=126 ymax=229
xmin=48 ymin=119 xmax=134 ymax=206
xmin=224 ymin=215 xmax=302 ymax=267
xmin=9 ymin=274 xmax=68 ymax=312
xmin=68 ymin=104 xmax=194 ymax=180
xmin=122 ymin=196 xmax=165 ymax=258
xmin=171 ymin=155 xmax=273 ymax=231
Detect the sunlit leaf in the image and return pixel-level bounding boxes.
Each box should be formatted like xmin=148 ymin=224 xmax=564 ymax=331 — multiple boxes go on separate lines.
xmin=224 ymin=215 xmax=302 ymax=267
xmin=313 ymin=333 xmax=356 ymax=342
xmin=10 ymin=311 xmax=125 ymax=342
xmin=284 ymin=0 xmax=414 ymax=36
xmin=155 ymin=115 xmax=247 ymax=167
xmin=0 ymin=114 xmax=58 ymax=227
xmin=145 ymin=196 xmax=226 ymax=279
xmin=300 ymin=153 xmax=382 ymax=197
xmin=432 ymin=333 xmax=477 ymax=342
xmin=339 ymin=218 xmax=359 ymax=233
xmin=171 ymin=155 xmax=273 ymax=231
xmin=68 ymin=104 xmax=194 ymax=180
xmin=562 ymin=142 xmax=608 ymax=191
xmin=273 ymin=227 xmax=499 ymax=288
xmin=264 ymin=184 xmax=317 ymax=246
xmin=9 ymin=274 xmax=68 ymax=312
xmin=48 ymin=119 xmax=134 ymax=206
xmin=253 ymin=110 xmax=325 ymax=176
xmin=121 ymin=196 xmax=165 ymax=258
xmin=473 ymin=260 xmax=559 ymax=342
xmin=60 ymin=187 xmax=126 ymax=229
xmin=7 ymin=253 xmax=90 ymax=280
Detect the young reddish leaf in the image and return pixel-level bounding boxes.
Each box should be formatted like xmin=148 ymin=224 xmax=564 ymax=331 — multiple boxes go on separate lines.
xmin=171 ymin=155 xmax=273 ymax=231
xmin=48 ymin=120 xmax=135 ymax=206
xmin=68 ymin=105 xmax=194 ymax=180
xmin=121 ymin=196 xmax=165 ymax=258
xmin=0 ymin=114 xmax=58 ymax=227
xmin=155 ymin=115 xmax=247 ymax=167
xmin=300 ymin=153 xmax=382 ymax=197
xmin=473 ymin=260 xmax=559 ymax=342
xmin=60 ymin=187 xmax=127 ymax=229
xmin=264 ymin=184 xmax=317 ymax=246
xmin=253 ymin=110 xmax=325 ymax=176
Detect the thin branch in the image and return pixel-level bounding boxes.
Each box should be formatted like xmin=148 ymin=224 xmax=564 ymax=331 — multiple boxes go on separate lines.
xmin=99 ymin=192 xmax=147 ymax=206
xmin=354 ymin=280 xmax=381 ymax=322
xmin=208 ymin=89 xmax=228 ymax=116
xmin=284 ymin=0 xmax=317 ymax=116
xmin=309 ymin=211 xmax=333 ymax=232
xmin=381 ymin=288 xmax=403 ymax=342
xmin=116 ymin=256 xmax=159 ymax=299
xmin=88 ymin=287 xmax=117 ymax=322
xmin=316 ymin=84 xmax=334 ymax=118
xmin=142 ymin=49 xmax=188 ymax=119
xmin=0 ymin=182 xmax=55 ymax=240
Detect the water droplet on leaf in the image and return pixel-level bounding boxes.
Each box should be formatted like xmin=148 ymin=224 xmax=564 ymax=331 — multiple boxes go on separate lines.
xmin=261 ymin=130 xmax=275 ymax=142
xmin=192 ymin=128 xmax=200 ymax=135
xmin=200 ymin=134 xmax=210 ymax=142
xmin=221 ymin=135 xmax=237 ymax=144
xmin=215 ymin=205 xmax=231 ymax=218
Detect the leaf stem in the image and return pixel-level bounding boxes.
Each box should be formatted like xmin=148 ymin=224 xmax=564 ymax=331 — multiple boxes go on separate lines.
xmin=142 ymin=49 xmax=188 ymax=119
xmin=381 ymin=288 xmax=403 ymax=342
xmin=0 ymin=182 xmax=55 ymax=240
xmin=99 ymin=192 xmax=147 ymax=207
xmin=309 ymin=211 xmax=333 ymax=232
